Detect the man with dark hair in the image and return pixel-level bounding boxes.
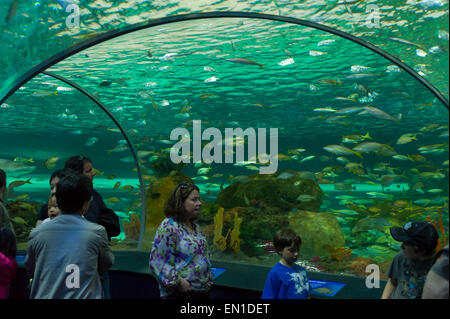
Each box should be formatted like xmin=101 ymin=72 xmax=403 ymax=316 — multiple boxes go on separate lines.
xmin=24 ymin=173 xmax=114 ymax=299
xmin=0 ymin=169 xmax=14 ymax=235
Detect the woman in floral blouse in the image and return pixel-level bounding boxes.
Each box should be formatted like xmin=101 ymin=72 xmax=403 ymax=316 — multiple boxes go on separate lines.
xmin=149 ymin=183 xmax=213 ymax=299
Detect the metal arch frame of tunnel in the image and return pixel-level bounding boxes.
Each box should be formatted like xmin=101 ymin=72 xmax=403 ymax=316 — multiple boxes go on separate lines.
xmin=1 ymin=12 xmax=449 ymax=251
xmin=39 ymin=71 xmax=147 ymax=251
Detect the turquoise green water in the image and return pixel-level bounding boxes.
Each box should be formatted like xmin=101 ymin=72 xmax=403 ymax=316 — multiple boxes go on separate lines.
xmin=0 ymin=5 xmax=448 ymax=277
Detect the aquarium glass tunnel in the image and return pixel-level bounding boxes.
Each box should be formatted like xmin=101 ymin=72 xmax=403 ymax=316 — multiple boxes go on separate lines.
xmin=0 ymin=0 xmax=448 ymax=281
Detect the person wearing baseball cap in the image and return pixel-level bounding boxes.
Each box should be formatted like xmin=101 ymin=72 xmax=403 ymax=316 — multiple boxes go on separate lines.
xmin=381 ymin=221 xmax=439 ymax=299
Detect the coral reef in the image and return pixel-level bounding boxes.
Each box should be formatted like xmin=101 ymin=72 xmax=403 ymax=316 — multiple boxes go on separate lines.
xmin=216 ymin=170 xmax=324 ymax=212
xmin=288 ymin=210 xmax=345 ymax=258
xmin=330 ymin=247 xmax=352 ymax=261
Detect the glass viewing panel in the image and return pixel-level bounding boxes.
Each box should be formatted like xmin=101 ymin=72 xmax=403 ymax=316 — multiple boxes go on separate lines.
xmin=1 ymin=18 xmax=448 ymax=279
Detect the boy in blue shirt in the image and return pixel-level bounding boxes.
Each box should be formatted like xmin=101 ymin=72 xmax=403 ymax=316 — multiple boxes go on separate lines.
xmin=262 ymin=228 xmax=310 ymax=299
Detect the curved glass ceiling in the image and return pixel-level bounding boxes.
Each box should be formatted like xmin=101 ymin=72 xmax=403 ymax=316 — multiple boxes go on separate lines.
xmin=0 ymin=0 xmax=448 ymax=103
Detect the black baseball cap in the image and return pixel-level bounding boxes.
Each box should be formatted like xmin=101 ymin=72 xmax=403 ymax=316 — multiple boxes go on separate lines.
xmin=390 ymin=221 xmax=439 ymax=248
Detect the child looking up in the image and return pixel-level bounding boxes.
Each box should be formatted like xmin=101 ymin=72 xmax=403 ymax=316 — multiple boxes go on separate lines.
xmin=262 ymin=228 xmax=310 ymax=299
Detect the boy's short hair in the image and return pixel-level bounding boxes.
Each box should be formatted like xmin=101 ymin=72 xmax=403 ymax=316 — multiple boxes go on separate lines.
xmin=0 ymin=169 xmax=6 ymax=188
xmin=56 ymin=173 xmax=93 ymax=214
xmin=273 ymin=228 xmax=302 ymax=252
xmin=390 ymin=221 xmax=439 ymax=255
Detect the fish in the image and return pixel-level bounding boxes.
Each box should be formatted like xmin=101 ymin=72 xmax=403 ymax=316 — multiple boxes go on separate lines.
xmin=7 ymin=178 xmax=31 ymax=190
xmin=0 ymin=159 xmax=36 ymax=176
xmin=366 ymin=192 xmax=394 ymax=200
xmin=336 ymin=156 xmax=350 ymax=164
xmin=419 ymin=123 xmax=443 ymax=132
xmin=31 ymin=90 xmax=58 ymax=97
xmin=392 ymin=155 xmax=412 ymax=161
xmin=396 ymin=133 xmax=420 ymax=145
xmin=5 ymin=0 xmax=18 ymax=23
xmin=317 ymin=39 xmax=335 ymax=46
xmin=427 ymin=189 xmax=443 ymax=194
xmin=198 ymin=167 xmax=211 ymax=175
xmin=121 ymin=185 xmax=134 ymax=191
xmin=389 ymin=37 xmax=424 ymax=49
xmin=107 ymin=145 xmax=129 ymax=153
xmin=313 ymin=108 xmax=336 ymax=113
xmin=318 ymin=79 xmax=341 ymax=86
xmin=345 ymin=73 xmax=378 ymax=79
xmin=413 ymin=199 xmax=431 ymax=206
xmin=438 ymin=30 xmax=449 ymax=40
xmin=159 ymin=52 xmax=183 ymax=61
xmin=309 ymin=50 xmax=327 ymax=56
xmin=350 ymin=65 xmax=371 ymax=73
xmin=278 ymin=58 xmax=295 ymax=66
xmin=113 ymin=182 xmax=121 ymax=189
xmin=300 ymin=155 xmax=315 ymax=163
xmin=353 ymin=142 xmax=396 ymax=156
xmin=200 ymin=94 xmax=214 ymax=99
xmin=13 ymin=157 xmax=33 ymax=164
xmin=13 ymin=193 xmax=30 ymax=201
xmin=204 ymin=76 xmax=219 ymax=83
xmin=342 ymin=132 xmax=371 ymax=144
xmin=225 ymin=58 xmax=263 ymax=67
xmin=43 ymin=156 xmax=59 ymax=169
xmin=323 ymin=145 xmax=363 ymax=159
xmin=359 ymin=106 xmax=400 ymax=123
xmin=334 ymin=97 xmax=357 ymax=103
xmin=416 ymin=49 xmax=427 ymax=57
xmin=203 ymin=66 xmax=215 ymax=72
xmin=335 ymin=107 xmax=364 ymax=115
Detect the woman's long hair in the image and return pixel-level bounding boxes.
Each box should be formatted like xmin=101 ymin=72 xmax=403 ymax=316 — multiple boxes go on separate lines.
xmin=164 ymin=183 xmax=199 ymax=223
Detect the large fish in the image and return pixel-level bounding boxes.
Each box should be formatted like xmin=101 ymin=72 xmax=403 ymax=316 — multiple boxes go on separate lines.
xmin=353 ymin=142 xmax=397 ymax=156
xmin=323 ymin=145 xmax=363 ymax=159
xmin=225 ymin=58 xmax=263 ymax=67
xmin=359 ymin=106 xmax=400 ymax=123
xmin=0 ymin=159 xmax=36 ymax=176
